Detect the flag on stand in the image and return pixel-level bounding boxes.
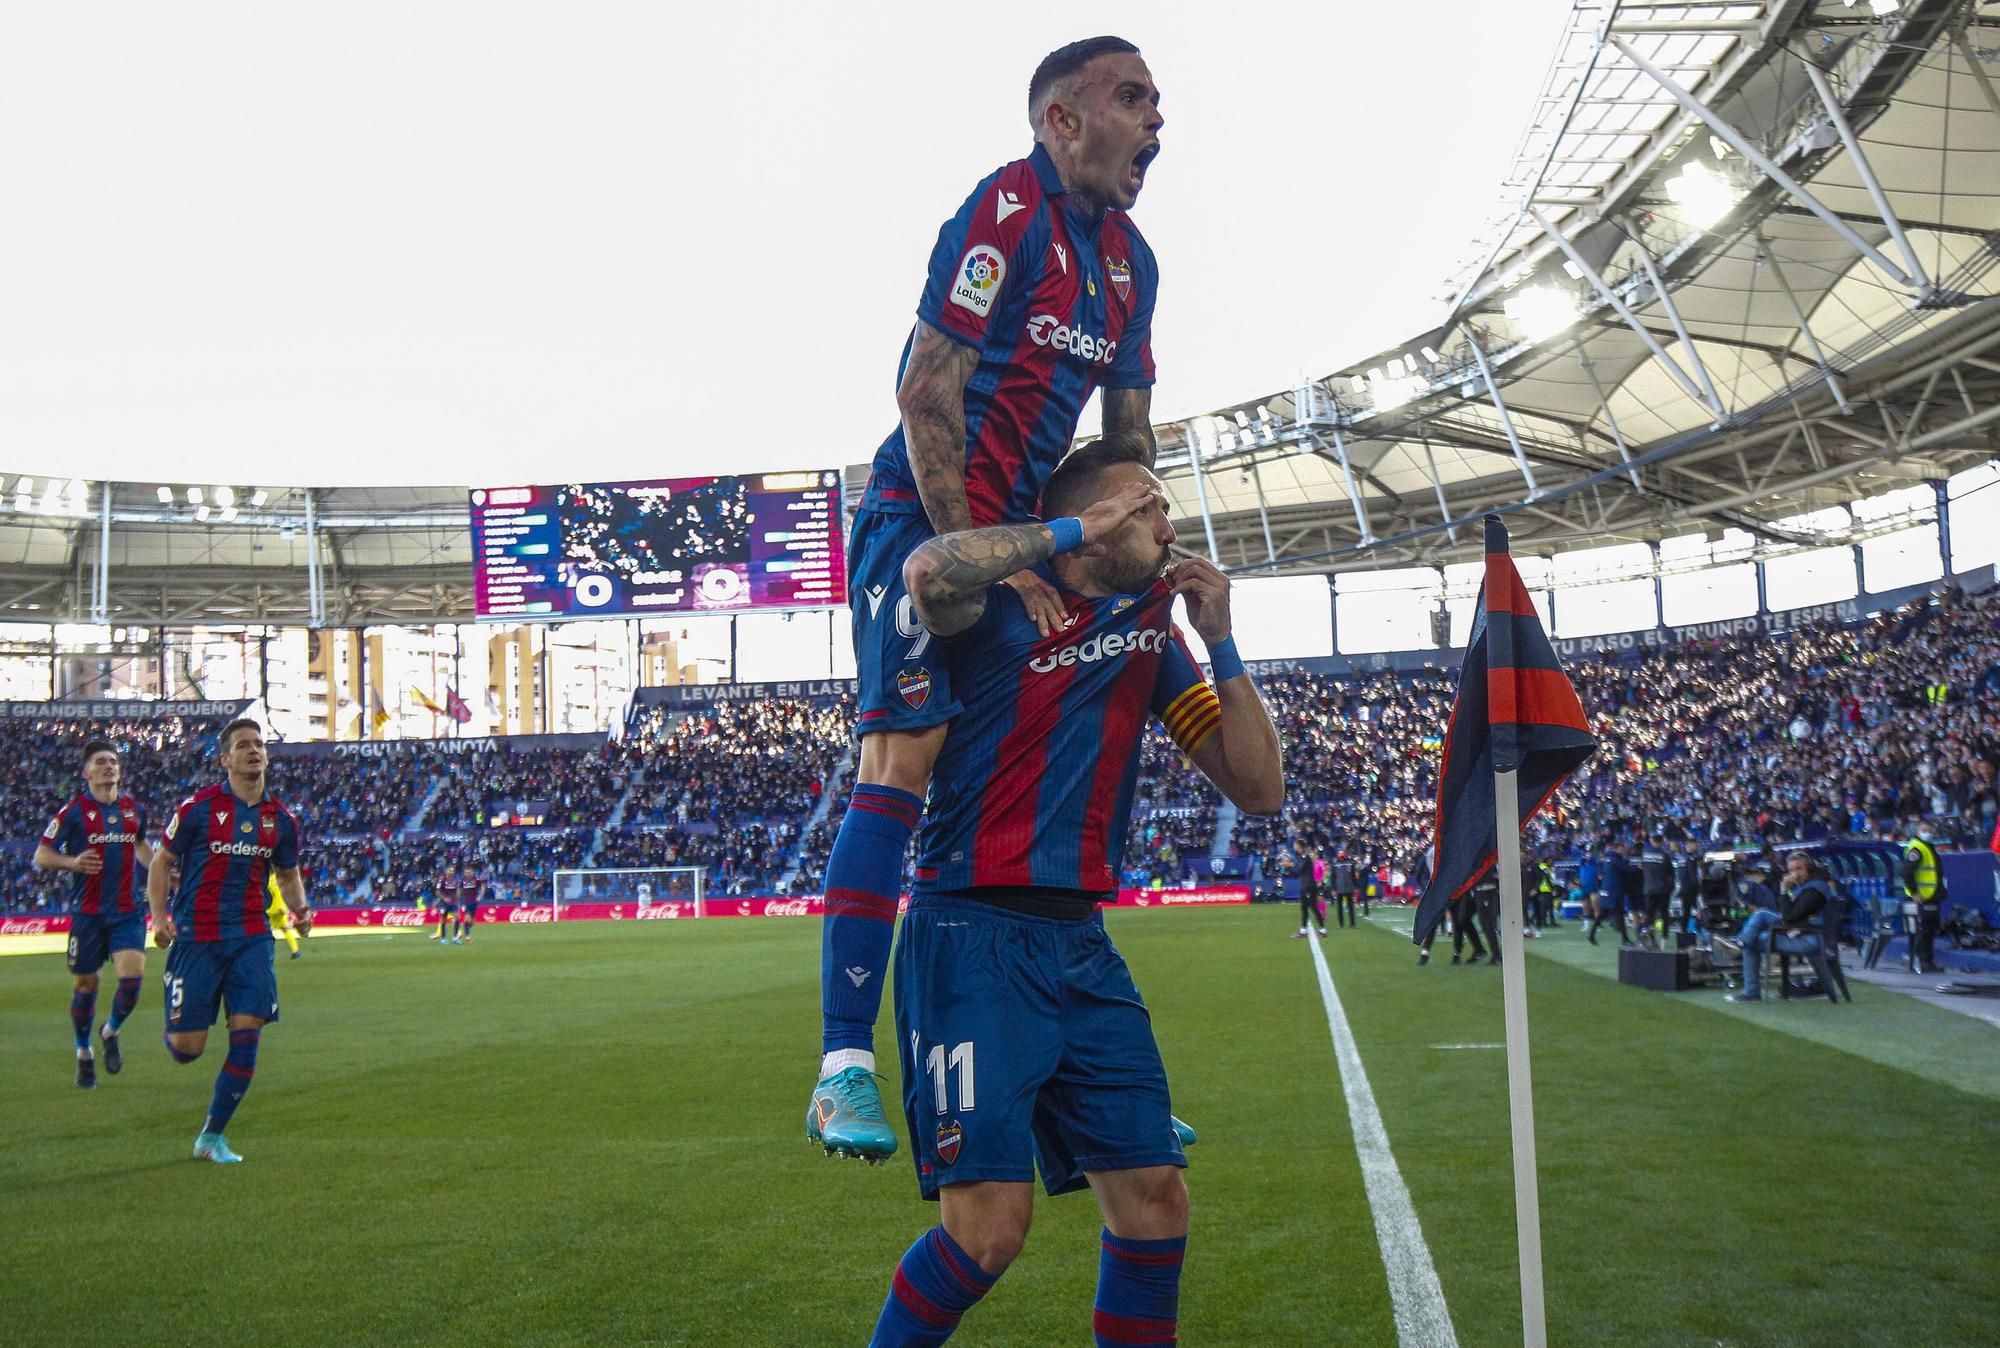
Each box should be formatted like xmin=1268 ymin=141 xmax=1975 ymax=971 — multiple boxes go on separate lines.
xmin=1413 ymin=515 xmax=1597 ymax=945
xmin=371 ymin=695 xmax=391 ymax=734
xmin=444 ymin=688 xmax=473 ymax=724
xmin=410 ymin=686 xmax=445 ymax=716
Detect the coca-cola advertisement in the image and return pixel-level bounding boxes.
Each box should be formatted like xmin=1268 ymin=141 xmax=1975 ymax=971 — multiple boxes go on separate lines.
xmin=1 ymin=915 xmax=69 ymax=936
xmin=298 ymin=887 xmax=1248 ymax=933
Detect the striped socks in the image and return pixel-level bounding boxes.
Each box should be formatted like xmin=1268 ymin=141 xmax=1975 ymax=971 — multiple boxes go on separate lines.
xmin=1093 ymin=1230 xmax=1185 ymax=1346
xmin=69 ymin=987 xmax=96 ymax=1054
xmin=820 ymin=784 xmax=922 ymax=1054
xmin=870 ymin=1225 xmax=999 ymax=1347
xmin=106 ymin=976 xmax=141 ymax=1033
xmin=203 ymin=1026 xmax=260 ymax=1134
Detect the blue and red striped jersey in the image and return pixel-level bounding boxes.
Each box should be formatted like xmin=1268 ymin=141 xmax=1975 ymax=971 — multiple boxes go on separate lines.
xmin=41 ymin=794 xmax=146 ymax=916
xmin=916 ymin=570 xmax=1220 ymax=896
xmin=863 ymin=143 xmax=1158 ymax=528
xmin=159 ymin=783 xmax=302 ymax=942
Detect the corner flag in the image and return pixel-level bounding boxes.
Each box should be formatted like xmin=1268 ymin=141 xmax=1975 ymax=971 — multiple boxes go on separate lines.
xmin=1413 ymin=515 xmax=1596 ymax=946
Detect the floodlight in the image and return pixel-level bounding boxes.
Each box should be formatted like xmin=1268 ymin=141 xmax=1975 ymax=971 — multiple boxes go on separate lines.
xmin=1233 ymin=409 xmax=1251 ymax=429
xmin=251 ymin=489 xmax=269 ymax=507
xmin=1505 ymin=284 xmax=1580 ymax=341
xmin=1867 ymin=0 xmax=1899 ymax=14
xmin=196 ymin=505 xmax=211 ymax=521
xmin=215 ymin=485 xmax=236 ymax=507
xmin=1420 ymin=346 xmax=1441 ymax=363
xmin=15 ymin=476 xmax=33 ymax=497
xmin=1371 ymin=376 xmax=1424 ymax=411
xmin=220 ymin=505 xmax=238 ymax=522
xmin=187 ymin=487 xmax=203 ymax=504
xmin=1349 ymin=376 xmax=1368 ymax=395
xmin=1666 ymin=162 xmax=1736 ymax=231
xmin=156 ymin=486 xmax=172 ymax=504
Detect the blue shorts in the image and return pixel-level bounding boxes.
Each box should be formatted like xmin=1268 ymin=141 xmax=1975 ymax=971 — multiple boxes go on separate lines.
xmin=164 ymin=935 xmax=280 ymax=1030
xmin=849 ymin=508 xmax=959 ymax=736
xmin=893 ymin=894 xmax=1186 ymax=1201
xmin=67 ymin=910 xmax=146 ymax=976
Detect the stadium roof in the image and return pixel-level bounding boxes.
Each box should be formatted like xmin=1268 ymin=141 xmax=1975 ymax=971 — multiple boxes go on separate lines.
xmin=3 ymin=0 xmax=1997 ymax=625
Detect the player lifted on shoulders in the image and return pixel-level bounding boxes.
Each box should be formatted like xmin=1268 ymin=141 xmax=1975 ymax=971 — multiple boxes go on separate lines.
xmin=866 ymin=436 xmax=1281 ymax=1344
xmin=148 ymin=718 xmax=313 ymax=1164
xmin=811 ymin=34 xmax=1167 ymax=1164
xmin=35 ymin=738 xmax=157 ymax=1088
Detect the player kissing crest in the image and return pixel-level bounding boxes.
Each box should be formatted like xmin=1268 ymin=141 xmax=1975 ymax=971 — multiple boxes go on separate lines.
xmin=1106 ymin=256 xmax=1132 ymax=302
xmin=936 ymin=1119 xmax=963 ymax=1166
xmin=897 ymin=666 xmax=932 ymax=711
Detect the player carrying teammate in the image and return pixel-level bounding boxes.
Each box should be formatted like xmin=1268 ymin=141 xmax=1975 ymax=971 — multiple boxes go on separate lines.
xmin=35 ymin=738 xmax=157 ymax=1088
xmin=863 ymin=436 xmax=1281 ymax=1345
xmin=811 ymin=34 xmax=1167 ymax=1163
xmin=148 ymin=718 xmax=312 ymax=1164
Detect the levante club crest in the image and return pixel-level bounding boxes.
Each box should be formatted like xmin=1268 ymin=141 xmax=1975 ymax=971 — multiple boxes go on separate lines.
xmin=898 ymin=667 xmax=932 ymax=711
xmin=935 ymin=1119 xmax=963 ymax=1166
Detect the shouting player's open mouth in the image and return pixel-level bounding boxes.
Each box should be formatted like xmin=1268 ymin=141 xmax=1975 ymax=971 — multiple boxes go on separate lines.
xmin=1127 ymin=142 xmax=1160 ymax=196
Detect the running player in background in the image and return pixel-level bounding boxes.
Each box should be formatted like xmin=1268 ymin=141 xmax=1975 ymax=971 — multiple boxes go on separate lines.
xmin=266 ymin=874 xmax=302 ymax=958
xmin=865 ymin=437 xmax=1282 ymax=1346
xmin=455 ymin=862 xmax=481 ymax=942
xmin=433 ymin=864 xmax=459 ymax=944
xmin=149 ymin=718 xmax=311 ymax=1164
xmin=35 ymin=738 xmax=156 ymax=1088
xmin=812 ymin=33 xmax=1168 ymax=1166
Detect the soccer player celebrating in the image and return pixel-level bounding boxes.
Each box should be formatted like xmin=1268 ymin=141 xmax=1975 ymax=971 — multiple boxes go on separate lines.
xmin=811 ymin=34 xmax=1167 ymax=1163
xmin=148 ymin=718 xmax=312 ymax=1164
xmin=35 ymin=738 xmax=156 ymax=1088
xmin=866 ymin=437 xmax=1282 ymax=1345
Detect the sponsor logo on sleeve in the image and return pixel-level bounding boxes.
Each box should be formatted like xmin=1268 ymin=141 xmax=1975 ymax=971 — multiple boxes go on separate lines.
xmin=950 ymin=246 xmax=1006 ymax=319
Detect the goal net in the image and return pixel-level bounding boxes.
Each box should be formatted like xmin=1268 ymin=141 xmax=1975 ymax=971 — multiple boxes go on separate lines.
xmin=551 ymin=866 xmax=707 ymax=918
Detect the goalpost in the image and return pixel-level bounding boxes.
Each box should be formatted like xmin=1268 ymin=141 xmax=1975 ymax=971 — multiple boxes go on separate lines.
xmin=551 ymin=866 xmax=707 ymax=918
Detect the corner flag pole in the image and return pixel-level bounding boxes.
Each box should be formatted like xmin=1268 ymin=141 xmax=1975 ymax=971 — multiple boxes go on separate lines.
xmin=1492 ymin=767 xmax=1547 ymax=1348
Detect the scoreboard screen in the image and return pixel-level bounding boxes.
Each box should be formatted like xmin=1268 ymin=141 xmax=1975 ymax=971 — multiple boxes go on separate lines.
xmin=470 ymin=471 xmax=846 ymax=620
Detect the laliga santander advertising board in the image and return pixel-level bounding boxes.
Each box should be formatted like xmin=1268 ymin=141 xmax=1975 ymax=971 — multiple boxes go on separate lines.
xmin=305 ymin=888 xmax=1252 ymax=929
xmin=469 ymin=471 xmax=846 ymax=621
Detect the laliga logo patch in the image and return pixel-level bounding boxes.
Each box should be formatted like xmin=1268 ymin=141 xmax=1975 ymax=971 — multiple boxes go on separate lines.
xmin=936 ymin=1119 xmax=964 ymax=1166
xmin=950 ymin=245 xmax=1006 ymax=319
xmin=1106 ymin=256 xmax=1132 ymax=302
xmin=897 ymin=666 xmax=932 ymax=711
xmin=1114 ymin=597 xmax=1135 ymax=612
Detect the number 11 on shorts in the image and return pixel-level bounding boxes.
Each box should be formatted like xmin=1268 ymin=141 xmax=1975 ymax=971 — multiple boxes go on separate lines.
xmin=915 ymin=1034 xmax=975 ymax=1115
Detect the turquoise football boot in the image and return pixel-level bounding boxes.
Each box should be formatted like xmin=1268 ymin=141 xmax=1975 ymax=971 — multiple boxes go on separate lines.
xmin=1172 ymin=1115 xmax=1197 ymax=1149
xmin=192 ymin=1132 xmax=243 ymax=1164
xmin=807 ymin=1066 xmax=897 ymax=1164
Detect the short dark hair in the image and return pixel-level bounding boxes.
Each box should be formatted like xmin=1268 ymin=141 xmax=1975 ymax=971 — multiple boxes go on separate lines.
xmin=1029 ymin=36 xmax=1140 ymax=123
xmin=220 ymin=718 xmax=263 ymax=753
xmin=1040 ymin=431 xmax=1152 ymax=521
xmin=81 ymin=738 xmax=116 ymax=766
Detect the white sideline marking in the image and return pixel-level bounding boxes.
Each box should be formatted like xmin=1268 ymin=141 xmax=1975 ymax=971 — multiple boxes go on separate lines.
xmin=1429 ymin=1043 xmax=1504 ymax=1051
xmin=1307 ymin=930 xmax=1459 ymax=1348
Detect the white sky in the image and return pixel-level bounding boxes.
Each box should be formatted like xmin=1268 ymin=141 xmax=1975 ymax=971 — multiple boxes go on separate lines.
xmin=0 ymin=2 xmax=1571 ymax=489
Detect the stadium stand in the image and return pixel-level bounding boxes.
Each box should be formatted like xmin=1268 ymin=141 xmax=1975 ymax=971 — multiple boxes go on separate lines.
xmin=4 ymin=592 xmax=1995 ymax=917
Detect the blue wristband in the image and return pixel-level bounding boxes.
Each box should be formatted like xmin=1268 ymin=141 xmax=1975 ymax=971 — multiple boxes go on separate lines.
xmin=1210 ymin=635 xmax=1245 ymax=683
xmin=1046 ymin=516 xmax=1085 ymax=555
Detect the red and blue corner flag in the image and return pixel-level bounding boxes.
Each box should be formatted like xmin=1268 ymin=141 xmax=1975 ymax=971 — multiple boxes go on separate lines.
xmin=1413 ymin=515 xmax=1597 ymax=945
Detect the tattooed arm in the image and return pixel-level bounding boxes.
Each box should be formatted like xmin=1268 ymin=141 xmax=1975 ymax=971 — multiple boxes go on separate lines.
xmin=896 ymin=321 xmax=984 ymax=537
xmin=1100 ymin=387 xmax=1157 ymax=467
xmin=903 ymin=477 xmax=1163 ymax=637
xmin=903 ymin=523 xmax=1061 ymax=638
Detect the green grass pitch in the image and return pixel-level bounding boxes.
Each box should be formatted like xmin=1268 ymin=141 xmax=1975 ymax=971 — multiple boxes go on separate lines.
xmin=3 ymin=909 xmax=1997 ymax=1346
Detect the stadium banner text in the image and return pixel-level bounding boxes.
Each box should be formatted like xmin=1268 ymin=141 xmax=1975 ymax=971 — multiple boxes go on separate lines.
xmin=1 ymin=699 xmax=252 ymax=722
xmin=266 ymin=731 xmax=603 ymax=760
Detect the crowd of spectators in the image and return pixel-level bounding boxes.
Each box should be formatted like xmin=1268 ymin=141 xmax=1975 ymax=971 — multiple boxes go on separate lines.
xmin=5 ymin=591 xmax=1994 ymax=916
xmin=620 ymin=699 xmax=850 ymax=828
